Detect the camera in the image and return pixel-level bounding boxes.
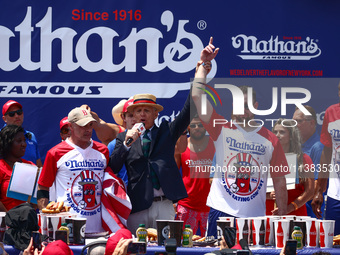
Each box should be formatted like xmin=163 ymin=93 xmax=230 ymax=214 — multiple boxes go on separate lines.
xmin=284 ymin=239 xmax=297 ymax=255
xmin=127 ymin=241 xmax=146 ymax=254
xmin=164 ymin=238 xmax=177 ymax=255
xmin=32 ymin=231 xmax=42 ymax=251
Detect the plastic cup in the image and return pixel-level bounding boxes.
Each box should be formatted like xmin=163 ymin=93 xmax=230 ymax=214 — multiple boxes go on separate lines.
xmin=274 ymin=219 xmax=290 ymax=249
xmin=319 ymin=220 xmax=335 ymax=248
xmin=216 ymin=220 xmax=231 ymax=240
xmin=156 ymin=220 xmax=170 ymax=246
xmin=305 ymin=219 xmax=318 ymax=248
xmin=0 ymin=212 xmax=6 ymax=242
xmin=38 ymin=214 xmax=48 ymax=236
xmin=265 ymin=216 xmax=280 ymax=245
xmin=72 ymin=218 xmax=87 ymax=245
xmin=168 ymin=220 xmax=183 ymax=247
xmin=236 ymin=218 xmax=250 ymax=244
xmin=252 ymin=217 xmax=266 ymax=247
xmin=47 ymin=215 xmax=63 ymax=241
xmin=218 ymin=217 xmax=234 ymax=227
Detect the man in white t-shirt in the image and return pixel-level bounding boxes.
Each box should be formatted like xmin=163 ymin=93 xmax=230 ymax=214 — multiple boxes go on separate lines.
xmin=191 ymin=37 xmax=288 ymax=237
xmin=37 ymin=107 xmax=109 ymax=233
xmin=312 ymin=83 xmax=340 ymax=235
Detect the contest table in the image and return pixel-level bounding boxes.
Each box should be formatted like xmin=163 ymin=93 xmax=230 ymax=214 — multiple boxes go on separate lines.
xmin=3 ymin=244 xmax=340 ymax=255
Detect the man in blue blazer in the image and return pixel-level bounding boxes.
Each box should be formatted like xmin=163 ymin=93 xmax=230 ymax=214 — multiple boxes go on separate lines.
xmin=109 ymin=92 xmax=193 ymax=233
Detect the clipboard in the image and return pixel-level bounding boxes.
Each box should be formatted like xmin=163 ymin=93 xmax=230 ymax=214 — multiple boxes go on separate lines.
xmin=6 ymin=162 xmax=41 ymax=204
xmin=266 ymin=153 xmax=298 ymax=193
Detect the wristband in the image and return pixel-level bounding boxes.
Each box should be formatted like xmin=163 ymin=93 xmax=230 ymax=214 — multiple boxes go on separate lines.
xmin=195 ymin=61 xmax=211 ymax=74
xmin=201 ymin=62 xmax=210 ymax=68
xmin=37 ymin=190 xmax=49 ymax=200
xmin=291 ymin=201 xmax=299 ymax=211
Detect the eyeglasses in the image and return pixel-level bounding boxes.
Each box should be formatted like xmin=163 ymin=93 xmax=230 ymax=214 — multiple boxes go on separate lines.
xmin=294 ymin=118 xmax=312 ymax=124
xmin=189 ymin=123 xmax=204 ymax=128
xmin=5 ymin=109 xmax=23 ymax=117
xmin=60 ymin=128 xmax=70 ymax=134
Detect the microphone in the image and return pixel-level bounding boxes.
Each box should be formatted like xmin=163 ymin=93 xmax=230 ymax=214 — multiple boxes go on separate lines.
xmin=126 ymin=123 xmax=146 ymax=146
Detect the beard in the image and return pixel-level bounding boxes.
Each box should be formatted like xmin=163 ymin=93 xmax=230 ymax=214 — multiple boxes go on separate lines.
xmin=190 ymin=130 xmax=206 ymax=141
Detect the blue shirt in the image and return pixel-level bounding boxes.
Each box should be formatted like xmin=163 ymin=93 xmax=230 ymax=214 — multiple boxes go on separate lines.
xmin=108 ymin=138 xmax=128 ymax=187
xmin=302 ymin=131 xmax=325 ymax=218
xmin=23 ymin=130 xmax=41 ymax=164
xmin=302 ymin=131 xmax=324 ymax=179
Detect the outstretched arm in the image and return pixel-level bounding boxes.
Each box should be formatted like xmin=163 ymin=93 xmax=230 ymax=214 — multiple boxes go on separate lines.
xmin=192 ymin=37 xmax=219 ymax=123
xmin=81 ymin=104 xmax=123 ymax=145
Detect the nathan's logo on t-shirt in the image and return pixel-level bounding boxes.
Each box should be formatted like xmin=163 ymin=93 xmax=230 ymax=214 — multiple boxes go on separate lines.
xmin=226 ymin=137 xmax=266 ymax=155
xmin=67 ymin=170 xmax=102 ymax=215
xmin=185 ymin=159 xmax=213 ymax=167
xmin=65 ymin=159 xmax=105 ymax=171
xmin=221 ymin=152 xmax=264 ymax=202
xmin=330 ymin=129 xmax=340 ymax=141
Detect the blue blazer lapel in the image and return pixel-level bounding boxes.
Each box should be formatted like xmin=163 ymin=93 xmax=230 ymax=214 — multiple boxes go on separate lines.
xmin=135 ymin=136 xmax=143 ymax=156
xmin=149 ymin=126 xmax=159 ymax=153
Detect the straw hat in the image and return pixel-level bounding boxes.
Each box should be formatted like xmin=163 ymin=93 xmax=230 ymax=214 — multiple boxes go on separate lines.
xmin=111 ymin=98 xmax=134 ymax=126
xmin=127 ymin=94 xmax=163 ymax=112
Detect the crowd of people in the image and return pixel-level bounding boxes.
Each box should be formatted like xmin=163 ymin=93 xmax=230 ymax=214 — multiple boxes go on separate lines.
xmin=0 ymin=38 xmax=339 ymax=255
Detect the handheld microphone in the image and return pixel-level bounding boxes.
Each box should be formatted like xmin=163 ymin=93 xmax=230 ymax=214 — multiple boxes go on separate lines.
xmin=126 ymin=123 xmax=146 ymax=146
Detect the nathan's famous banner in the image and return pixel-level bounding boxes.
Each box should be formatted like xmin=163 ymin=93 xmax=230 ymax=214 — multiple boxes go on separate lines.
xmin=0 ymin=0 xmax=339 ymax=161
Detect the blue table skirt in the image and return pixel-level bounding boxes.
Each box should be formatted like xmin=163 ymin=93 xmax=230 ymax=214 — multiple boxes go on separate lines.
xmin=4 ymin=244 xmax=339 ymax=255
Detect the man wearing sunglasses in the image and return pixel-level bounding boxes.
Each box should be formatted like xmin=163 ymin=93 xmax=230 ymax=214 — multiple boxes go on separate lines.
xmin=175 ymin=116 xmax=215 ymax=235
xmin=2 ymin=100 xmax=42 ymax=167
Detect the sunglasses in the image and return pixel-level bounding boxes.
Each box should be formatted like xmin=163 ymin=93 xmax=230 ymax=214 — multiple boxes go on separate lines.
xmin=189 ymin=123 xmax=204 ymax=128
xmin=60 ymin=128 xmax=70 ymax=135
xmin=5 ymin=109 xmax=23 ymax=117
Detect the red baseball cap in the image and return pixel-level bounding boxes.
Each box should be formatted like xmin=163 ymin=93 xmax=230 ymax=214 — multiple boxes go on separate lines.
xmin=105 ymin=229 xmax=132 ymax=255
xmin=122 ymin=98 xmax=134 ymax=113
xmin=43 ymin=240 xmax=73 ymax=255
xmin=59 ymin=116 xmax=69 ymax=130
xmin=2 ymin=100 xmax=22 ymax=116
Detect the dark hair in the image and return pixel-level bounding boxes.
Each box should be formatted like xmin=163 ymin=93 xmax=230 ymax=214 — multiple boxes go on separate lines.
xmin=239 ymin=85 xmax=256 ymax=103
xmin=295 ymin=105 xmax=317 ymax=123
xmin=0 ymin=125 xmax=25 ymax=158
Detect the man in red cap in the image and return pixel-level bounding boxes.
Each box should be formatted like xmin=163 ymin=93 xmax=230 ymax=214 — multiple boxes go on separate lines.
xmin=2 ymin=100 xmax=42 ymax=167
xmin=59 ymin=116 xmax=71 ymax=141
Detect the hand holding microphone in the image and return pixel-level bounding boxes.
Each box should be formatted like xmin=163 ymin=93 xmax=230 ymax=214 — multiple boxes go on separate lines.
xmin=126 ymin=123 xmax=146 ymax=146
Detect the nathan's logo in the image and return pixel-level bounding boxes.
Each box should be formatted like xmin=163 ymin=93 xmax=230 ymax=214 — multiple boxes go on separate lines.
xmin=201 ymin=84 xmax=312 ymax=116
xmin=330 ymin=129 xmax=340 ymax=141
xmin=65 ymin=160 xmax=105 ymax=170
xmin=0 ymin=8 xmax=204 ymax=73
xmin=231 ymin=34 xmax=321 ymax=60
xmin=226 ymin=137 xmax=266 ymax=155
